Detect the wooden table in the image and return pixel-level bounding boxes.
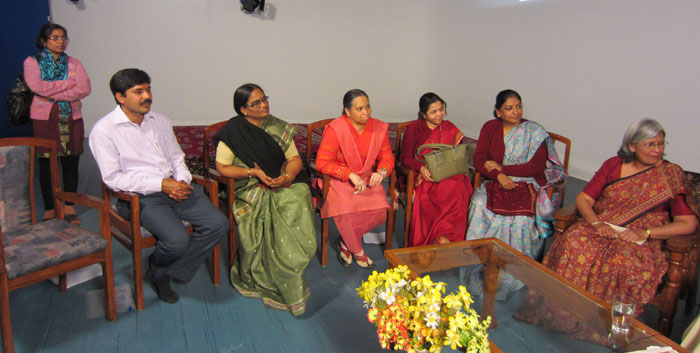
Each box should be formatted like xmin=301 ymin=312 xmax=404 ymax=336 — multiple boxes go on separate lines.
xmin=385 ymin=238 xmax=688 ymax=353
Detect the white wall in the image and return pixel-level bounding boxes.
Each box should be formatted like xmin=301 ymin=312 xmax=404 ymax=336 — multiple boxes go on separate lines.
xmin=50 ymin=0 xmax=700 ymax=179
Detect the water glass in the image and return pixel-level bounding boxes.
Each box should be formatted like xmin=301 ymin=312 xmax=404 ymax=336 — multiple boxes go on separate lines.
xmin=611 ymin=294 xmax=635 ymax=336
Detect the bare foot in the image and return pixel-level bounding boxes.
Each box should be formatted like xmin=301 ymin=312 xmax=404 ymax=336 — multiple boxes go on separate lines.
xmin=436 ymin=236 xmax=450 ymax=244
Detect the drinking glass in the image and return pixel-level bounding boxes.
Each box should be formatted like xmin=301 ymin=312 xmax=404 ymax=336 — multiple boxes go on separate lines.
xmin=610 ymin=294 xmax=636 ymax=351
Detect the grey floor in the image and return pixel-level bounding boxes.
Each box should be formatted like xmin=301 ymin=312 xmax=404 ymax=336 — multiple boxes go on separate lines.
xmin=8 ymin=144 xmax=699 ymax=353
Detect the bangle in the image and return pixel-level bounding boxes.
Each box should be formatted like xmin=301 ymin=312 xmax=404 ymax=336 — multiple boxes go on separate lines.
xmin=379 ymin=168 xmax=388 ymax=178
xmin=283 ymin=173 xmax=290 ymax=180
xmin=645 ymin=228 xmax=652 ymax=239
xmin=247 ymin=168 xmax=251 ymax=178
xmin=591 ymin=221 xmax=604 ymax=227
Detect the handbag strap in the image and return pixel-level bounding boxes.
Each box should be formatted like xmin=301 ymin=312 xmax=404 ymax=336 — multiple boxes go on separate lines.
xmin=415 ymin=143 xmax=452 ymax=161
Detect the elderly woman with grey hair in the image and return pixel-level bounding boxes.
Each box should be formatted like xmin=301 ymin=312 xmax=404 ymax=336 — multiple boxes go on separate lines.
xmin=516 ymin=118 xmax=698 ymax=342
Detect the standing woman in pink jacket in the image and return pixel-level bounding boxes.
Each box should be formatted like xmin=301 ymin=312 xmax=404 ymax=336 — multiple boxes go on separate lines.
xmin=24 ymin=23 xmax=91 ymax=224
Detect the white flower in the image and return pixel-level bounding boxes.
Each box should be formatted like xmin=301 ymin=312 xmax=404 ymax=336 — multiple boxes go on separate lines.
xmin=424 ymin=313 xmax=440 ymax=328
xmin=379 ymin=289 xmax=396 ymax=305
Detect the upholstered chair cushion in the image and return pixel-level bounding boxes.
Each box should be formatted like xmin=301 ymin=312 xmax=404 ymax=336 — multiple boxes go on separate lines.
xmin=2 ymin=219 xmax=107 ymax=279
xmin=0 ymin=145 xmax=32 ymax=233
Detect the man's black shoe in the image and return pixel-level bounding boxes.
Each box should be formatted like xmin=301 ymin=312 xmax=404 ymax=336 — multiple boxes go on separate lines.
xmin=148 ymin=270 xmax=179 ymax=304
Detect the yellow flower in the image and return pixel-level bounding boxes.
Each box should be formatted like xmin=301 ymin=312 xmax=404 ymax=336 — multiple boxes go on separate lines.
xmin=443 ymin=293 xmax=462 ymax=309
xmin=357 ymin=267 xmax=490 ymax=353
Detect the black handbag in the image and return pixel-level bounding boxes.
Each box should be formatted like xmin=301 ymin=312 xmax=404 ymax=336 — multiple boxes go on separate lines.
xmin=6 ymin=55 xmax=39 ymax=125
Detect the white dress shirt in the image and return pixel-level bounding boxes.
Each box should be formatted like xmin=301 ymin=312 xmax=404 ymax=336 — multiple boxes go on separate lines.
xmin=89 ymin=105 xmax=192 ymax=195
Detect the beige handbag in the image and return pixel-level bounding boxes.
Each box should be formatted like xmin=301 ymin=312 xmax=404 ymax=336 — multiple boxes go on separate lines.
xmin=415 ymin=143 xmax=469 ymax=182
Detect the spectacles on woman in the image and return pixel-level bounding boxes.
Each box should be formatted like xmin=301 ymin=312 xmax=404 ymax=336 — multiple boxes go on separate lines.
xmin=638 ymin=141 xmax=668 ymax=149
xmin=48 ymin=35 xmax=69 ymax=42
xmin=245 ymin=96 xmax=269 ymax=108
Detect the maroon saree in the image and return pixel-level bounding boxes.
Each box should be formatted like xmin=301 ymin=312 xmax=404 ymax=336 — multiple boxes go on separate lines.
xmin=403 ymin=120 xmax=473 ymax=246
xmin=516 ymin=161 xmax=690 ymax=343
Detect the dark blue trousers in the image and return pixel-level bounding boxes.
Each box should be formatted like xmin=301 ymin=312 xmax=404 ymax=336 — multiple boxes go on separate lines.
xmin=136 ymin=190 xmax=228 ymax=282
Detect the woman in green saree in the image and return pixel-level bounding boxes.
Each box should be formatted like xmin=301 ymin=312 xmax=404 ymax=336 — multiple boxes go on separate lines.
xmin=214 ymin=83 xmax=316 ymax=317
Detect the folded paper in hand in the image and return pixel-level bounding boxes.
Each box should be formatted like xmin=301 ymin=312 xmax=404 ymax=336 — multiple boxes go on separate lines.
xmin=605 ymin=222 xmax=646 ymax=245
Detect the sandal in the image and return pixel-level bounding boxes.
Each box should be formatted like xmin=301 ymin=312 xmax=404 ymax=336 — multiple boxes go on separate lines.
xmin=353 ymin=252 xmax=374 ymax=269
xmin=64 ymin=214 xmax=82 ymax=226
xmin=336 ymin=238 xmax=352 ymax=266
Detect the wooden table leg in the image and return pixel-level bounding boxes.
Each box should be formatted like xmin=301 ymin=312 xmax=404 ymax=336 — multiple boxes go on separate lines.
xmin=483 ymin=262 xmax=499 ymax=328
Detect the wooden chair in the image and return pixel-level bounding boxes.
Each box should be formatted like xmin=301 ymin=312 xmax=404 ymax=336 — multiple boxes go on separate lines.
xmin=306 ymin=119 xmax=396 ymax=266
xmin=101 ymin=175 xmax=221 ymax=310
xmin=202 ymin=120 xmax=237 ymax=268
xmin=394 ymin=121 xmax=418 ymax=247
xmin=0 ymin=137 xmax=116 ymax=353
xmin=472 ymin=131 xmax=571 ymax=208
xmin=552 ymin=191 xmax=700 ymax=337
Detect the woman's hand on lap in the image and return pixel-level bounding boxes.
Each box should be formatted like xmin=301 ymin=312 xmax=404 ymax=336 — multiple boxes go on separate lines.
xmin=420 ymin=165 xmax=435 ymax=183
xmin=252 ymin=162 xmax=273 ymax=186
xmin=619 ymin=229 xmax=646 ymax=243
xmin=484 ymin=160 xmax=502 ymax=172
xmin=369 ymin=172 xmax=383 ymax=188
xmin=349 ymin=172 xmax=366 ymax=193
xmin=593 ymin=223 xmax=617 ymax=239
xmin=496 ymin=173 xmax=516 ymax=189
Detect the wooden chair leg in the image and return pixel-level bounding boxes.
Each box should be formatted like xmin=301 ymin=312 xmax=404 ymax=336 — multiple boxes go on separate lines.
xmin=102 ymin=256 xmax=117 ymax=321
xmin=58 ymin=274 xmax=67 ymax=293
xmin=685 ymin=244 xmax=700 ymax=314
xmin=385 ymin=208 xmax=395 ymax=251
xmin=228 ymin=215 xmax=236 ymax=268
xmin=209 ymin=245 xmax=220 ymax=285
xmin=321 ymin=218 xmax=328 ymax=267
xmin=132 ymin=247 xmax=145 ymax=311
xmin=0 ymin=275 xmax=14 ymax=353
xmin=404 ymin=198 xmax=412 ymax=248
xmin=658 ymin=249 xmax=684 ymax=336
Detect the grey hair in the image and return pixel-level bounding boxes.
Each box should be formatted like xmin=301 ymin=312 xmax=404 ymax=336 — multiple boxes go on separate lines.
xmin=617 ymin=118 xmax=666 ymax=163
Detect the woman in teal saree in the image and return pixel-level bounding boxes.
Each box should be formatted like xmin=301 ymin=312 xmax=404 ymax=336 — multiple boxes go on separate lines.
xmin=214 ymin=83 xmax=316 ymax=317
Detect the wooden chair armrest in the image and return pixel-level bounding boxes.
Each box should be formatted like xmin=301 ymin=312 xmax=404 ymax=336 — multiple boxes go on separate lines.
xmin=396 ymin=164 xmax=412 ymax=176
xmin=191 ymin=174 xmax=218 ymax=206
xmin=55 ymin=190 xmax=111 ymax=240
xmin=55 ymin=191 xmax=108 ymax=210
xmin=207 ymin=168 xmax=235 ymax=189
xmin=553 ymin=203 xmax=578 ymax=234
xmin=546 ymin=179 xmax=567 ymax=196
xmin=473 ymin=172 xmax=482 ymax=189
xmin=192 ymin=174 xmax=215 ymax=189
xmin=207 ymin=168 xmax=228 ymax=183
xmin=107 ymin=189 xmax=139 ymax=202
xmin=665 ymin=230 xmax=700 ymax=250
xmin=554 ymin=203 xmax=577 ymax=219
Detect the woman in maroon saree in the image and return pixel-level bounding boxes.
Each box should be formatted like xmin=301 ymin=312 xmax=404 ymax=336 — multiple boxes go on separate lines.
xmin=516 ymin=119 xmax=698 ymax=343
xmin=400 ymin=93 xmax=473 ymax=246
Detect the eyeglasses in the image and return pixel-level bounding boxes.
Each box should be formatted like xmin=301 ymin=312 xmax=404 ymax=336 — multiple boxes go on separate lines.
xmin=245 ymin=96 xmax=269 ymax=108
xmin=48 ymin=35 xmax=69 ymax=42
xmin=637 ymin=141 xmax=668 ymax=149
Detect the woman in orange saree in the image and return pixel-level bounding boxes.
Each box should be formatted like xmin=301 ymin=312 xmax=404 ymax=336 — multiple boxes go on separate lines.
xmin=399 ymin=92 xmax=473 ymax=246
xmin=316 ymin=89 xmax=395 ymax=268
xmin=516 ymin=119 xmax=698 ymax=343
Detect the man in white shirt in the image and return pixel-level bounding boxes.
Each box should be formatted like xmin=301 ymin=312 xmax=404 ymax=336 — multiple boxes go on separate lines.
xmin=90 ymin=68 xmax=228 ymax=303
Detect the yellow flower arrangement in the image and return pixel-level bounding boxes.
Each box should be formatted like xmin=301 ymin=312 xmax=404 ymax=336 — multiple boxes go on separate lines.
xmin=357 ymin=265 xmax=491 ymax=353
